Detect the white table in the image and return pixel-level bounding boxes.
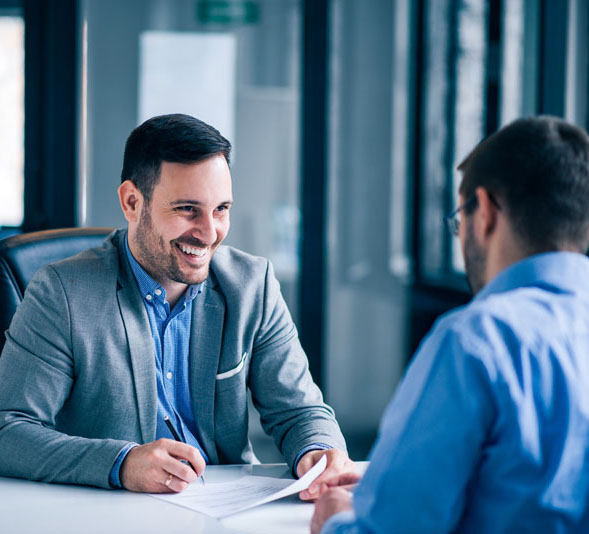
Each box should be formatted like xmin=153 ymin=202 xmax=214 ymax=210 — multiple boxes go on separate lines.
xmin=0 ymin=463 xmax=367 ymax=534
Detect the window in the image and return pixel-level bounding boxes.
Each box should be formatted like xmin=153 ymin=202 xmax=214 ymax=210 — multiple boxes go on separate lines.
xmin=420 ymin=0 xmax=542 ymax=283
xmin=0 ymin=11 xmax=24 ymax=229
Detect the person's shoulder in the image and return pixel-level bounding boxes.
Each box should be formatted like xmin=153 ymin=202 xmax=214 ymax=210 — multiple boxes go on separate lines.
xmin=431 ymin=287 xmax=551 ymax=369
xmin=38 ymin=231 xmax=120 ymax=285
xmin=211 ymin=245 xmax=269 ymax=279
xmin=208 ymin=245 xmax=274 ymax=303
xmin=436 ymin=293 xmax=508 ymax=339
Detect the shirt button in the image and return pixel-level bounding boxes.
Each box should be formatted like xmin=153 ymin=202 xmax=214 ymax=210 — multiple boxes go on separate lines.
xmin=155 ymin=289 xmax=162 ymax=296
xmin=166 ymin=371 xmax=172 ymax=380
xmin=145 ymin=294 xmax=152 ymax=301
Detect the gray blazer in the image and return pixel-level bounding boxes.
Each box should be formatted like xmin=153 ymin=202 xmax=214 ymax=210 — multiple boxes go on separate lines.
xmin=0 ymin=230 xmax=345 ymax=488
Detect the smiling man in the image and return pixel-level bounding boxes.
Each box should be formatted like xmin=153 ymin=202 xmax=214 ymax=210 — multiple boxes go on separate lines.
xmin=0 ymin=114 xmax=350 ymax=493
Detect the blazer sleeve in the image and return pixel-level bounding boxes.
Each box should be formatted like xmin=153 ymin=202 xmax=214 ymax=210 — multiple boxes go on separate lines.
xmin=247 ymin=260 xmax=347 ymax=470
xmin=0 ymin=265 xmax=131 ymax=489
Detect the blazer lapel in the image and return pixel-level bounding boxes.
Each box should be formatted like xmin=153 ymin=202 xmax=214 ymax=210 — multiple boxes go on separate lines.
xmin=114 ymin=232 xmax=157 ymax=444
xmin=189 ymin=278 xmax=225 ymax=465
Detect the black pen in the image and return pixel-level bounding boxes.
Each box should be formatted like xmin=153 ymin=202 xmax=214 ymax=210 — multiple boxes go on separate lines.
xmin=164 ymin=415 xmax=206 ymax=486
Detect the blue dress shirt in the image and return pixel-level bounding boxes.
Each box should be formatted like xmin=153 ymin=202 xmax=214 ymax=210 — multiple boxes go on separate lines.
xmin=324 ymin=252 xmax=589 ymax=533
xmin=109 ymin=240 xmax=209 ymax=487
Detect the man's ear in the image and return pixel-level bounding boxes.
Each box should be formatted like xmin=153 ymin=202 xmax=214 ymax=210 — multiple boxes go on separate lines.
xmin=474 ymin=186 xmax=499 ymax=240
xmin=118 ymin=180 xmax=143 ymax=223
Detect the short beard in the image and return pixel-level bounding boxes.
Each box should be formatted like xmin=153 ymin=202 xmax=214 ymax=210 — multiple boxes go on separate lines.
xmin=134 ymin=204 xmax=210 ymax=286
xmin=464 ymin=218 xmax=487 ymax=294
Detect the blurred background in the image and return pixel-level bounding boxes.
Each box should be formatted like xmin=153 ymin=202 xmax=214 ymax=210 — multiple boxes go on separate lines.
xmin=0 ymin=0 xmax=586 ymax=461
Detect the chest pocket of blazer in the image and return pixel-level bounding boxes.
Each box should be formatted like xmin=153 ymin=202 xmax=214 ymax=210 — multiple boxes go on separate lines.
xmin=216 ymin=351 xmax=248 ymax=381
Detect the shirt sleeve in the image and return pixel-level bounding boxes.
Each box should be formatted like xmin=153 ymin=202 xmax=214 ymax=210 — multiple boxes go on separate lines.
xmin=343 ymin=318 xmax=497 ymax=533
xmin=109 ymin=443 xmax=139 ymax=489
xmin=322 ymin=510 xmax=361 ymax=534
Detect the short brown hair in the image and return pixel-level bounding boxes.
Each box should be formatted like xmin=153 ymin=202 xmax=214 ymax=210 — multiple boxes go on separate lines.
xmin=121 ymin=114 xmax=231 ymax=203
xmin=458 ymin=116 xmax=589 ymax=253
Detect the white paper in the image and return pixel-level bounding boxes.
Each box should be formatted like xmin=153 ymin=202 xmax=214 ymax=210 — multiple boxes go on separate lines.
xmin=150 ymin=455 xmax=327 ymax=518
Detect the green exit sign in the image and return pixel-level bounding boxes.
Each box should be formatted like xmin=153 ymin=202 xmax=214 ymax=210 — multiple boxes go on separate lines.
xmin=196 ymin=1 xmax=260 ymax=25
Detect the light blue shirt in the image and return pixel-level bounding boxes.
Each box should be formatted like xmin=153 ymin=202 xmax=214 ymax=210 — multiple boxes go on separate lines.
xmin=108 ymin=240 xmax=209 ymax=487
xmin=324 ymin=252 xmax=589 ymax=533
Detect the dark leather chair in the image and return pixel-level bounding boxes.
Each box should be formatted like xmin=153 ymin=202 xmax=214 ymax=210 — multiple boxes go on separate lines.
xmin=0 ymin=227 xmax=113 ymax=353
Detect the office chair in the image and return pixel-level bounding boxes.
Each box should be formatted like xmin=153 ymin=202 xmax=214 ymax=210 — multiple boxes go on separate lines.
xmin=0 ymin=227 xmax=114 ymax=353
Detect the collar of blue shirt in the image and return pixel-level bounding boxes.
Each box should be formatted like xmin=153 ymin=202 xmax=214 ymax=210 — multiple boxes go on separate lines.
xmin=124 ymin=235 xmax=202 ymax=306
xmin=476 ymin=251 xmax=589 ymax=302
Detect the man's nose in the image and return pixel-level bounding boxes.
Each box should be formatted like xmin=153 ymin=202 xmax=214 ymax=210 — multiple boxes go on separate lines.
xmin=191 ymin=213 xmax=217 ymax=245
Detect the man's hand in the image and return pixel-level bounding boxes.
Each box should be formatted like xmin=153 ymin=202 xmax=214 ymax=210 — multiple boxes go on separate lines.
xmin=120 ymin=438 xmax=206 ymax=493
xmin=310 ymin=487 xmax=353 ymax=534
xmin=297 ymin=448 xmax=355 ymax=500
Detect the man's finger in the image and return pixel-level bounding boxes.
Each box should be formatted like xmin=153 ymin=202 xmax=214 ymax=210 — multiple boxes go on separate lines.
xmin=184 ymin=449 xmax=207 ymax=477
xmin=162 ymin=456 xmax=198 ymax=484
xmin=299 ymin=450 xmax=355 ymax=500
xmin=324 ymin=472 xmax=362 ymax=488
xmin=162 ymin=439 xmax=206 ymax=476
xmin=303 ymin=474 xmax=359 ymax=500
xmin=161 ymin=472 xmax=190 ymax=493
xmin=307 ymin=456 xmax=351 ymax=494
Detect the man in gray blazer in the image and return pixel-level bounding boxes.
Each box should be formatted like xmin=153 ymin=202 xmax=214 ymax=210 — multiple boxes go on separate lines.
xmin=0 ymin=114 xmax=351 ymax=494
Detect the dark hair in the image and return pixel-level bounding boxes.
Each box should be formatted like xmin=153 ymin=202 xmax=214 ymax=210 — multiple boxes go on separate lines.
xmin=458 ymin=116 xmax=589 ymax=253
xmin=121 ymin=114 xmax=231 ymax=201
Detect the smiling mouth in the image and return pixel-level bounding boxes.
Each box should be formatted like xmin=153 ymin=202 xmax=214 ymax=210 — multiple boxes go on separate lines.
xmin=176 ymin=243 xmax=209 ymax=259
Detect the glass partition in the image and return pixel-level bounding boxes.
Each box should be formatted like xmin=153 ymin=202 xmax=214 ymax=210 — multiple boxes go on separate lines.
xmin=0 ymin=12 xmax=24 ymax=229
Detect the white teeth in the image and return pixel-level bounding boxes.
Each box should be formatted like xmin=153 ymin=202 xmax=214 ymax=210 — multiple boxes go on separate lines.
xmin=179 ymin=244 xmax=207 ymax=257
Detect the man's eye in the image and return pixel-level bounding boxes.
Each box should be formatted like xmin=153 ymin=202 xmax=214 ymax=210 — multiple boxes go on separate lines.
xmin=177 ymin=206 xmax=195 ymax=213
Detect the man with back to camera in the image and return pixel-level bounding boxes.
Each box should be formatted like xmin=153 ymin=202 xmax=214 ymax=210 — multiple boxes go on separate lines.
xmin=0 ymin=113 xmax=352 ymax=494
xmin=310 ymin=116 xmax=589 ymax=533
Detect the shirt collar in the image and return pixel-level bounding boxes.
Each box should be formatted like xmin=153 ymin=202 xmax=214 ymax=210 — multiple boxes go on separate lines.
xmin=475 ymin=251 xmax=589 ymax=302
xmin=124 ymin=236 xmax=202 ymax=305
